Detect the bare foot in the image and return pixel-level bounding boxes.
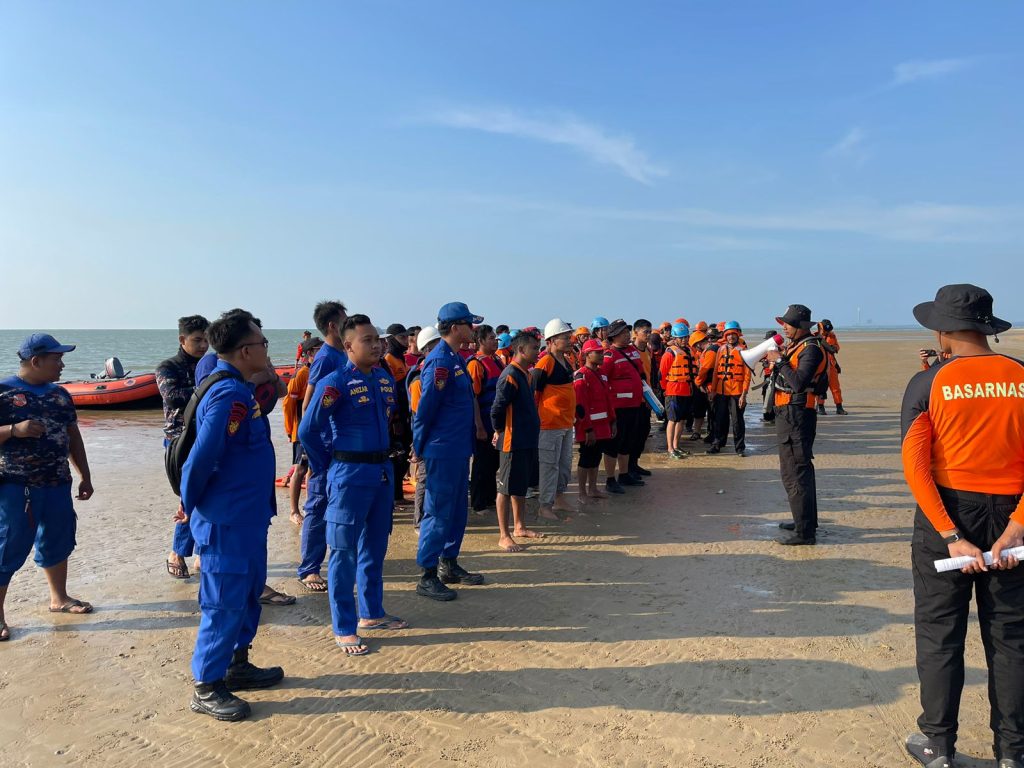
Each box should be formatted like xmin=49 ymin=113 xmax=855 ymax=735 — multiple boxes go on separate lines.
xmin=578 ymin=494 xmax=593 ymax=506
xmin=538 ymin=506 xmax=561 ymax=521
xmin=289 ymin=510 xmax=304 ymax=526
xmin=553 ymin=501 xmax=575 ymax=513
xmin=588 ymin=488 xmax=608 ymax=499
xmin=513 ymin=527 xmax=544 ymax=539
xmin=498 ymin=535 xmax=524 ymax=552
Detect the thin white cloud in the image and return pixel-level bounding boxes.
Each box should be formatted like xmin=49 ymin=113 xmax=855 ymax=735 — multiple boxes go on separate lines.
xmin=890 ymin=57 xmax=973 ymax=87
xmin=827 ymin=127 xmax=865 ymax=156
xmin=424 ymin=107 xmax=667 ymax=184
xmin=454 ymin=192 xmax=1020 ymax=245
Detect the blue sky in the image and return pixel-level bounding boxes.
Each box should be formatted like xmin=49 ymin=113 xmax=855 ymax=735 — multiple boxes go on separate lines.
xmin=1 ymin=2 xmax=1021 ymax=329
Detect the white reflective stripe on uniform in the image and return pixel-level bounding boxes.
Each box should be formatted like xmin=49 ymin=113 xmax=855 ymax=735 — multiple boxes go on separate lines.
xmin=614 ymin=358 xmax=630 ymax=363
xmin=590 ymin=411 xmax=608 ymax=420
xmin=616 ymin=392 xmax=632 ymax=398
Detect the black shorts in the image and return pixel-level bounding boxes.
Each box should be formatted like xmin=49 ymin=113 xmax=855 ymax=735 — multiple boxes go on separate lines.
xmin=612 ymin=406 xmax=641 ymax=456
xmin=497 ymin=448 xmax=538 ymax=497
xmin=578 ymin=439 xmax=615 ymax=469
xmin=691 ymin=390 xmax=710 ymax=419
xmin=666 ymin=395 xmax=693 ymax=423
xmin=291 ymin=441 xmax=308 ymax=466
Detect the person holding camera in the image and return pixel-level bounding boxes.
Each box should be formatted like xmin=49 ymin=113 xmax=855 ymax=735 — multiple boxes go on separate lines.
xmin=901 ymin=284 xmax=1024 ymax=768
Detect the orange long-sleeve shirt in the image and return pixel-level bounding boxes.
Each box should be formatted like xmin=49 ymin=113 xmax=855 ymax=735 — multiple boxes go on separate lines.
xmin=901 ymin=354 xmax=1024 ymax=531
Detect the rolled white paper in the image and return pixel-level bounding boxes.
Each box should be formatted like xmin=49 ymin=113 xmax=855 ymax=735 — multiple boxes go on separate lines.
xmin=934 ymin=546 xmax=1024 ymax=573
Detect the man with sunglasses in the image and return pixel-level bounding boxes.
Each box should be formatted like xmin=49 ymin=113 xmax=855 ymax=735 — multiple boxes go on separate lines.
xmin=413 ymin=302 xmax=486 ymax=601
xmin=182 ymin=309 xmax=285 ymax=721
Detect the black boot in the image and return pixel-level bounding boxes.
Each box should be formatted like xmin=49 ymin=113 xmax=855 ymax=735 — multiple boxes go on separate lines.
xmin=605 ymin=477 xmax=626 ymax=494
xmin=775 ymin=533 xmax=816 ymax=546
xmin=835 ymin=404 xmax=847 ymax=415
xmin=706 ymin=444 xmax=721 ymax=454
xmin=417 ymin=567 xmax=457 ymax=601
xmin=618 ymin=473 xmax=644 ymax=487
xmin=438 ymin=558 xmax=485 ymax=586
xmin=778 ymin=521 xmax=796 ymax=531
xmin=905 ymin=732 xmax=952 ymax=768
xmin=816 ymin=403 xmax=827 ymax=415
xmin=191 ymin=680 xmax=251 ymax=721
xmin=224 ymin=645 xmax=284 ymax=690
xmin=630 ymin=464 xmax=652 ymax=477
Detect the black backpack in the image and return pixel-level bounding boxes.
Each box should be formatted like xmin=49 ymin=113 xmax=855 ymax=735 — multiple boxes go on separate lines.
xmin=164 ymin=369 xmax=242 ymax=496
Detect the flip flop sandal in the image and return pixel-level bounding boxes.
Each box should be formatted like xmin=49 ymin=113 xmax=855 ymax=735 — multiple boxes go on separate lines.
xmin=297 ymin=576 xmax=328 ymax=593
xmin=49 ymin=599 xmax=93 ymax=614
xmin=0 ymin=621 xmax=10 ymax=642
xmin=335 ymin=636 xmax=371 ymax=655
xmin=259 ymin=590 xmax=296 ymax=606
xmin=166 ymin=560 xmax=190 ymax=579
xmin=359 ymin=615 xmax=408 ymax=631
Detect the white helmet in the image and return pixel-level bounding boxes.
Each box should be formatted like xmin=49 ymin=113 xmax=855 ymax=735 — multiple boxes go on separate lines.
xmin=417 ymin=325 xmax=441 ymax=349
xmin=543 ymin=318 xmax=573 ymax=341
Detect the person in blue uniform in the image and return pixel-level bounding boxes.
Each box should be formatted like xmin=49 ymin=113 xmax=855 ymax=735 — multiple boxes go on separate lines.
xmin=413 ymin=302 xmax=486 ymax=601
xmin=300 ymin=315 xmax=407 ymax=656
xmin=297 ymin=300 xmax=348 ymax=593
xmin=0 ymin=334 xmax=94 ymax=643
xmin=181 ymin=310 xmax=284 ymax=721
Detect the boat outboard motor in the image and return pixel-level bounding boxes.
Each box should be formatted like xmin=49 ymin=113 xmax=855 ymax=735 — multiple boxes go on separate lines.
xmin=102 ymin=357 xmax=125 ymax=379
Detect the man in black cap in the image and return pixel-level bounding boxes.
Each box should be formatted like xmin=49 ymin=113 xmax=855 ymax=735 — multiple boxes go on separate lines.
xmin=765 ymin=305 xmax=827 ymax=545
xmin=901 ymin=284 xmax=1024 ymax=768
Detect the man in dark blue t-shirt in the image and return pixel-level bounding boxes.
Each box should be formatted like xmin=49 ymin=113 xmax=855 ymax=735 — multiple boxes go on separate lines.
xmin=0 ymin=333 xmax=94 ymax=642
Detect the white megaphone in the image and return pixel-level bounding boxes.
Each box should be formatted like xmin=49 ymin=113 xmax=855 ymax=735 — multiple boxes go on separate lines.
xmin=741 ymin=334 xmax=785 ymax=369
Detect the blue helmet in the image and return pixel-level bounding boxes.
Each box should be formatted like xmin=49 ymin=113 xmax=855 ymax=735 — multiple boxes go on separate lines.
xmin=723 ymin=320 xmax=741 ymax=333
xmin=496 ymin=332 xmax=512 ymax=349
xmin=671 ymin=322 xmax=690 ymax=339
xmin=590 ymin=316 xmax=610 ymax=330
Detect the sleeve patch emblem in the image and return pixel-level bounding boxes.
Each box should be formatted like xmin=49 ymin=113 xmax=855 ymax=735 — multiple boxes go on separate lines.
xmin=322 ymin=386 xmax=340 ymax=409
xmin=228 ymin=401 xmax=248 ymax=436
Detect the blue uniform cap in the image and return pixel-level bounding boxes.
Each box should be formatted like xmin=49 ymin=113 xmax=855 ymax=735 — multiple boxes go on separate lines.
xmin=18 ymin=333 xmax=76 ymax=360
xmin=590 ymin=316 xmax=610 ymax=330
xmin=496 ymin=332 xmax=513 ymax=349
xmin=723 ymin=320 xmax=741 ymax=332
xmin=437 ymin=302 xmax=484 ymax=325
xmin=671 ymin=322 xmax=690 ymax=338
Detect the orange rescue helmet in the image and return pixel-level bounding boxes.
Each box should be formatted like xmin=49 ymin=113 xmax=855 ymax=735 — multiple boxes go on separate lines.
xmin=689 ymin=330 xmax=708 ymax=346
xmin=694 ymin=321 xmax=708 ymax=333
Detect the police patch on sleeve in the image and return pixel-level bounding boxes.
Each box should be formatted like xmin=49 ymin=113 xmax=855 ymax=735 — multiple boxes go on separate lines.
xmin=228 ymin=402 xmax=248 ymax=436
xmin=322 ymin=386 xmax=340 ymax=409
xmin=434 ymin=367 xmax=449 ymax=390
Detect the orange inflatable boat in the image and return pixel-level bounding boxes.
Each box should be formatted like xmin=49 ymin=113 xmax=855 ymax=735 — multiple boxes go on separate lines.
xmin=62 ymin=373 xmax=161 ymax=408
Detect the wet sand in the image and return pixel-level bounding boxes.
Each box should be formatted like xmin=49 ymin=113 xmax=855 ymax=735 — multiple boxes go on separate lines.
xmin=2 ymin=331 xmax=1022 ymax=768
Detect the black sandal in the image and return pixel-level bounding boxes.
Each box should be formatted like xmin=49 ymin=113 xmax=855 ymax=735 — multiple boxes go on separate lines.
xmin=166 ymin=559 xmax=190 ymax=579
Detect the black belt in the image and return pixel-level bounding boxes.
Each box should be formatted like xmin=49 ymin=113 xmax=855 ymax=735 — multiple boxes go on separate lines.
xmin=937 ymin=486 xmax=1023 ymax=505
xmin=333 ymin=450 xmax=388 ymax=464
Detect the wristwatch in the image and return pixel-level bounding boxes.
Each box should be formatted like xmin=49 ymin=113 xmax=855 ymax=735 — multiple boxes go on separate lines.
xmin=942 ymin=531 xmax=962 ymax=544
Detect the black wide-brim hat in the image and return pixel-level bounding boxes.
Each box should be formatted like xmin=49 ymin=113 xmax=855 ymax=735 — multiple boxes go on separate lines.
xmin=913 ymin=284 xmax=1011 ymax=335
xmin=775 ymin=304 xmax=813 ymax=330
xmin=606 ymin=318 xmax=632 ymax=339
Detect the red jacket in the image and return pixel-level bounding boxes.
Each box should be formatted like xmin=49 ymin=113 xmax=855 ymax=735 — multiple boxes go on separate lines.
xmin=574 ymin=366 xmax=616 ymax=441
xmin=600 ymin=344 xmax=643 ymax=408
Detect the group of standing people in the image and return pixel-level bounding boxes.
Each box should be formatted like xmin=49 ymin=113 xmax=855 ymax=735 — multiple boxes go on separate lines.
xmin=15 ymin=286 xmax=1024 ymax=768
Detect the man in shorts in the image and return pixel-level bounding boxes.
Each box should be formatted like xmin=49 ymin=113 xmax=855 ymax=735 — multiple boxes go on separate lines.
xmin=0 ymin=334 xmax=95 ymax=642
xmin=491 ymin=332 xmax=542 ymax=552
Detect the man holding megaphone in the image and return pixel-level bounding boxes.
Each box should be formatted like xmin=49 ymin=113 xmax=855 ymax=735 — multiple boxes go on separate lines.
xmin=765 ymin=304 xmax=828 ymax=546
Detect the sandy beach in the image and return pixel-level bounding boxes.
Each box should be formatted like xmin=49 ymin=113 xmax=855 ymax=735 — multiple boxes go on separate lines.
xmin=2 ymin=330 xmax=1022 ymax=768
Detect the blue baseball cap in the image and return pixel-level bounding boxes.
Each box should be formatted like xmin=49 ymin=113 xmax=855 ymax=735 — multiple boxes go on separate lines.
xmin=671 ymin=322 xmax=690 ymax=338
xmin=18 ymin=333 xmax=76 ymax=360
xmin=590 ymin=316 xmax=610 ymax=330
xmin=437 ymin=302 xmax=484 ymax=325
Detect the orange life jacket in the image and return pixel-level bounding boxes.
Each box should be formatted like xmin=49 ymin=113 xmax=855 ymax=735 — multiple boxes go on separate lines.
xmin=710 ymin=344 xmax=751 ymax=397
xmin=660 ymin=346 xmax=696 ymax=397
xmin=773 ymin=337 xmax=828 ymax=409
